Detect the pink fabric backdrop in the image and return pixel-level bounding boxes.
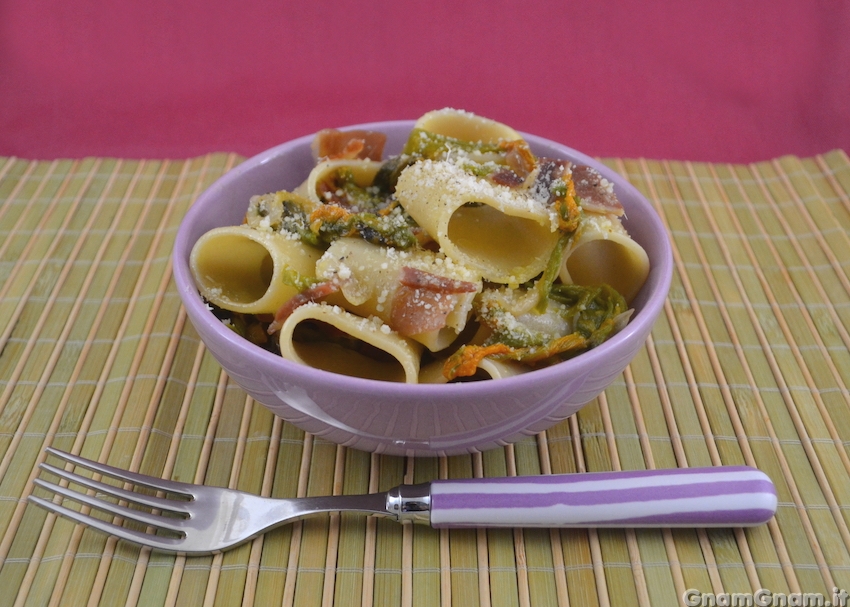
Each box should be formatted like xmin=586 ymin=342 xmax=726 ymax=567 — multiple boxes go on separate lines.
xmin=2 ymin=0 xmax=848 ymax=162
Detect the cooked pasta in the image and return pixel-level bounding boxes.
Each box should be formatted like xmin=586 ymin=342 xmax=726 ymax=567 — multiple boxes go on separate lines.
xmin=413 ymin=108 xmax=522 ymax=145
xmin=560 ymin=213 xmax=650 ymax=304
xmin=315 ymin=238 xmax=481 ymax=351
xmin=189 ymin=108 xmax=650 ymax=382
xmin=302 ymin=159 xmax=385 ymax=209
xmin=394 ymin=159 xmax=561 ymax=285
xmin=190 ymin=225 xmax=321 ymax=314
xmin=277 ymin=302 xmax=422 ymax=383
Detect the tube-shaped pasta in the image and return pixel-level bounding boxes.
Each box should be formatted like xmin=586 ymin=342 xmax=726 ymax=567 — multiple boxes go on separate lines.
xmin=278 ymin=302 xmax=422 ymax=383
xmin=559 ymin=214 xmax=650 ymax=304
xmin=316 ymin=238 xmax=481 ymax=352
xmin=414 ymin=108 xmax=522 ymax=144
xmin=302 ymin=159 xmax=384 ymax=208
xmin=395 ymin=160 xmax=561 ymax=285
xmin=190 ymin=226 xmax=322 ymax=314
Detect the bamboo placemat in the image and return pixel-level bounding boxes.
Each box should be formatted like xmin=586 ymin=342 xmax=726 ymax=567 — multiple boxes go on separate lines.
xmin=1 ymin=149 xmax=849 ymax=607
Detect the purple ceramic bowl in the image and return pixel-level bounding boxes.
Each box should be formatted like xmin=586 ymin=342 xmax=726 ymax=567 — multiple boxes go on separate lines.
xmin=172 ymin=121 xmax=673 ymax=456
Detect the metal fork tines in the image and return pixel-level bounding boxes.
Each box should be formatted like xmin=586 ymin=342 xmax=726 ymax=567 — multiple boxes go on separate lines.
xmin=29 ymin=447 xmax=394 ymax=555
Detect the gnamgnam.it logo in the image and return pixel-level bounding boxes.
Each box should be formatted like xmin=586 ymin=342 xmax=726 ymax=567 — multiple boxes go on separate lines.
xmin=682 ymin=588 xmax=849 ymax=607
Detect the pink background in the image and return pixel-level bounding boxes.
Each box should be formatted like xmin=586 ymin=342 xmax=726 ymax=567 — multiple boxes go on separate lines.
xmin=1 ymin=0 xmax=848 ymax=162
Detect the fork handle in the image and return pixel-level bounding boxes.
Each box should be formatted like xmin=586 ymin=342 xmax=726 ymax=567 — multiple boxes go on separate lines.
xmin=426 ymin=466 xmax=776 ymax=528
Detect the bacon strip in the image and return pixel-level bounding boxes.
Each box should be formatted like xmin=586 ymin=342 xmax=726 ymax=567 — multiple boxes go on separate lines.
xmin=390 ymin=267 xmax=478 ymax=336
xmin=572 ymin=165 xmax=624 ymax=216
xmin=311 ymin=129 xmax=387 ymax=161
xmin=398 ymin=266 xmax=479 ymax=294
xmin=267 ymin=281 xmax=340 ymax=335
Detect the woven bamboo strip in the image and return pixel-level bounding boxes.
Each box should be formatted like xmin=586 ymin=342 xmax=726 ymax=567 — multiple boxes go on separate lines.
xmin=672 ymin=164 xmax=800 ymax=589
xmin=441 ymin=454 xmax=476 ymax=607
xmin=814 ymin=151 xmax=850 ymax=219
xmin=750 ymin=160 xmax=850 ymax=426
xmin=674 ymin=162 xmax=776 ymax=594
xmin=293 ymin=437 xmax=338 ymax=606
xmin=766 ymin=159 xmax=850 ymax=299
xmin=777 ymin=156 xmax=850 ymax=281
xmin=621 ymin=158 xmax=788 ymax=596
xmin=437 ymin=456 xmax=451 ymax=607
xmin=249 ymin=421 xmax=306 ymax=606
xmin=0 ymin=161 xmax=101 ymax=393
xmin=470 ymin=453 xmax=491 ymax=607
xmin=707 ymin=163 xmax=850 ymax=440
xmin=400 ymin=456 xmax=415 ymax=607
xmin=373 ymin=456 xmax=405 ymax=607
xmin=154 ymin=155 xmax=242 ymax=605
xmin=500 ymin=445 xmax=531 ymax=607
xmin=68 ymin=154 xmax=224 ymax=604
xmin=514 ymin=440 xmax=566 ymax=606
xmin=0 ymin=160 xmax=97 ymax=447
xmin=716 ymin=162 xmax=850 ymax=590
xmin=0 ymin=159 xmax=58 ymax=300
xmin=410 ymin=456 xmax=440 ymax=607
xmin=0 ymin=160 xmax=162 ymax=570
xmin=5 ymin=159 xmax=122 ymax=606
xmin=706 ymin=161 xmax=850 ymax=479
xmin=3 ymin=152 xmax=849 ymax=606
xmin=625 ymin=160 xmax=748 ymax=595
xmin=567 ymin=415 xmax=610 ymax=607
xmin=656 ymin=157 xmax=836 ymax=593
xmin=598 ymin=390 xmax=663 ymax=604
xmin=88 ymin=315 xmax=196 ymax=607
xmin=161 ymin=368 xmax=231 ymax=606
xmin=535 ymin=435 xmax=571 ymax=607
xmin=1 ymin=159 xmax=141 ymax=502
xmin=2 ymin=161 xmax=119 ymax=466
xmin=210 ymin=354 xmax=278 ymax=605
xmin=279 ymin=432 xmax=313 ymax=606
xmin=0 ymin=156 xmax=18 ymax=197
xmin=47 ymin=220 xmax=190 ymax=605
xmin=622 ymin=363 xmax=690 ymax=600
xmin=743 ymin=163 xmax=850 ymax=587
xmin=122 ymin=326 xmax=208 ymax=607
xmin=0 ymin=159 xmax=43 ymax=274
xmin=773 ymin=158 xmax=850 ymax=391
xmin=200 ymin=388 xmax=268 ymax=600
xmin=240 ymin=415 xmax=285 ymax=607
xmin=473 ymin=449 xmax=512 ymax=607
xmin=574 ymin=400 xmax=641 ymax=600
xmin=327 ymin=447 xmax=369 ymax=607
xmin=359 ymin=452 xmax=380 ymax=607
xmin=0 ymin=160 xmax=180 ymax=602
xmin=201 ymin=394 xmax=256 ymax=606
xmin=576 ymin=387 xmax=638 ymax=605
xmin=319 ymin=446 xmax=347 ymax=607
xmin=644 ymin=157 xmax=811 ymax=592
xmin=543 ymin=421 xmax=599 ymax=607
xmin=39 ymin=155 xmax=222 ymax=607
xmin=134 ymin=155 xmax=241 ymax=606
xmin=85 ymin=197 xmax=195 ymax=607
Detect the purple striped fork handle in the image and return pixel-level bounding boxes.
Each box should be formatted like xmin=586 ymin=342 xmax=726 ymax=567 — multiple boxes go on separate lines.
xmin=428 ymin=466 xmax=776 ymax=528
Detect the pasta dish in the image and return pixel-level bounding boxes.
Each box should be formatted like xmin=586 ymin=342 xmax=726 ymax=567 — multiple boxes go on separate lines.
xmin=189 ymin=109 xmax=650 ymax=383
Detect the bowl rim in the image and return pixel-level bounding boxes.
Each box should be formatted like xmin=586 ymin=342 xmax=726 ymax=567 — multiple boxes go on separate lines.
xmin=172 ymin=120 xmax=673 ymax=398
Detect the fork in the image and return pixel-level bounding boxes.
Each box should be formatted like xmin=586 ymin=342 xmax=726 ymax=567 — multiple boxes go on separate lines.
xmin=29 ymin=447 xmax=777 ymax=555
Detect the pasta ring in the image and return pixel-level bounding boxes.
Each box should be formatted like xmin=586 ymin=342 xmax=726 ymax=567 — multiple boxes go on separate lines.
xmin=190 ymin=226 xmax=321 ymax=314
xmin=413 ymin=108 xmax=522 ymax=144
xmin=277 ymin=303 xmax=422 ymax=383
